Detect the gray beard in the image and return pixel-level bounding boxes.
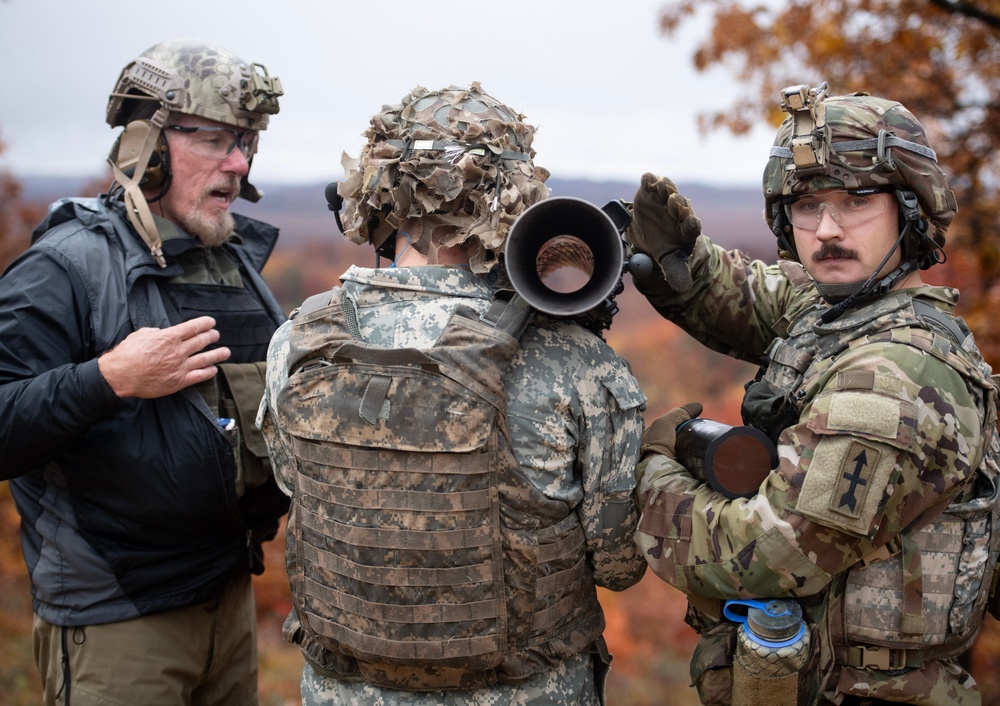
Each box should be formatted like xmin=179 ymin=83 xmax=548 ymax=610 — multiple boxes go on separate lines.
xmin=180 ymin=209 xmax=236 ymax=248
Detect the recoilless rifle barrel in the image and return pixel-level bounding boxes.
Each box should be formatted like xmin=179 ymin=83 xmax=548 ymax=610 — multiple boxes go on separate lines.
xmin=503 ymin=197 xmax=652 ymax=332
xmin=675 ymin=419 xmax=778 ymax=499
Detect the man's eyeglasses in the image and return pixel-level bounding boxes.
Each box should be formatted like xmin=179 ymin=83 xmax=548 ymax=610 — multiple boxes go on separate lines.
xmin=785 ymin=188 xmax=893 ymax=231
xmin=165 ymin=125 xmax=259 ymax=161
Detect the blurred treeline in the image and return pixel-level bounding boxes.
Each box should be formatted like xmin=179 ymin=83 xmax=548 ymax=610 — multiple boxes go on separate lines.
xmin=3 ymin=1 xmax=1000 ymax=701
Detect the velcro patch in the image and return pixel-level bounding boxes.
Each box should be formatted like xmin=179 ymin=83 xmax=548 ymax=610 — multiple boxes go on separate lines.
xmin=834 ymin=370 xmax=902 ymax=396
xmin=797 ymin=436 xmax=895 ymax=537
xmin=828 ymin=392 xmax=900 ymax=439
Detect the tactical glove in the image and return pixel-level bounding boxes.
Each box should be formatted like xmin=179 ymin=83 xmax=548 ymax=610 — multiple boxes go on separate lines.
xmin=625 ymin=173 xmax=702 ymax=293
xmin=640 ymin=402 xmax=703 ymax=460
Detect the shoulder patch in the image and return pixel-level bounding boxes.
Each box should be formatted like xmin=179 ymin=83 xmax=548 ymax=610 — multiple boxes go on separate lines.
xmin=828 ymin=440 xmax=881 ymax=519
xmin=806 ymin=383 xmax=915 ymax=451
xmin=797 ymin=436 xmax=896 ymax=536
xmin=827 ymin=391 xmax=900 ymax=439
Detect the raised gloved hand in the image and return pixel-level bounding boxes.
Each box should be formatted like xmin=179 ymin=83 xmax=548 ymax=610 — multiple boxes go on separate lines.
xmin=625 ymin=173 xmax=702 ymax=293
xmin=640 ymin=402 xmax=703 ymax=460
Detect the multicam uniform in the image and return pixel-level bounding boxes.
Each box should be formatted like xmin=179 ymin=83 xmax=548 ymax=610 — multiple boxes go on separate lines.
xmin=260 ymin=264 xmax=647 ymax=705
xmin=633 ymin=237 xmax=999 ymax=706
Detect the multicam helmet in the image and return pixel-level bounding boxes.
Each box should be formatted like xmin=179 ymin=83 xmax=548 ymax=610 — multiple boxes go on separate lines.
xmin=337 ymin=82 xmax=550 ymax=273
xmin=763 ymin=83 xmax=957 ymax=270
xmin=105 ymin=40 xmax=282 ymax=266
xmin=106 ymin=39 xmax=281 ymax=131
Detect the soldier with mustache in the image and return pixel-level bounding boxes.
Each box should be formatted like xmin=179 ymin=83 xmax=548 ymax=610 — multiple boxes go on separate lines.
xmin=626 ymin=84 xmax=1000 ymax=706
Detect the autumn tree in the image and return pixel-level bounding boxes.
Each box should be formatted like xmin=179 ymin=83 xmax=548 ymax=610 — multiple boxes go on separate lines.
xmin=0 ymin=129 xmax=43 ymax=273
xmin=659 ymin=0 xmax=1000 ymax=364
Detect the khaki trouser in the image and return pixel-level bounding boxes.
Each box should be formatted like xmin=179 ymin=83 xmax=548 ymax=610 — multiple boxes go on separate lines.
xmin=32 ymin=573 xmax=258 ymax=706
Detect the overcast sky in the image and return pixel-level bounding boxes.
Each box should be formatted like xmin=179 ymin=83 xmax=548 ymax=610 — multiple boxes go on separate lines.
xmin=0 ymin=0 xmax=775 ymax=188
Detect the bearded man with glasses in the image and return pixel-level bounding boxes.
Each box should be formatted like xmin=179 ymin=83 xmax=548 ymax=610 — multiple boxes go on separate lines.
xmin=0 ymin=40 xmax=289 ymax=705
xmin=624 ymin=84 xmax=1000 ymax=706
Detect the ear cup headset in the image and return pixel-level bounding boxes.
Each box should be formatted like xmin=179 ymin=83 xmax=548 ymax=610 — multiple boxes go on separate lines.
xmin=104 ymin=40 xmax=283 ymax=267
xmin=116 ymin=120 xmax=171 ymax=197
xmin=762 ymin=84 xmax=957 ymax=321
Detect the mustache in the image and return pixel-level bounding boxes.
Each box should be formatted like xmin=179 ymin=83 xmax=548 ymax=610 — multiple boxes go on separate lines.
xmin=812 ymin=243 xmax=858 ymax=262
xmin=202 ymin=177 xmax=242 ymax=201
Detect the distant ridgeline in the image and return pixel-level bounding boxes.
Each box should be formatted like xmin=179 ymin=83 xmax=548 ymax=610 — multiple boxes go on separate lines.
xmin=19 ymin=175 xmax=774 ymax=260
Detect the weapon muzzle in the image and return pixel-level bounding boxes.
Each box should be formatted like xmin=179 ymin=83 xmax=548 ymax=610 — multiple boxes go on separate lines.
xmin=675 ymin=419 xmax=777 ymax=499
xmin=504 ymin=197 xmax=626 ymax=317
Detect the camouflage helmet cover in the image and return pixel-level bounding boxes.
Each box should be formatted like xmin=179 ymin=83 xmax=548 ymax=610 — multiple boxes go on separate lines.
xmin=337 ymin=82 xmax=550 ymax=273
xmin=106 ymin=39 xmax=282 ymax=130
xmin=763 ymin=87 xmax=957 ymax=251
xmin=104 ymin=40 xmax=282 ymax=268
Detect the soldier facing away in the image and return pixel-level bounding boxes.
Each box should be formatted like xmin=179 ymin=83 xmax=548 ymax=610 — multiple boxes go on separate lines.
xmin=0 ymin=39 xmax=289 ymax=705
xmin=259 ymin=83 xmax=648 ymax=705
xmin=626 ymin=84 xmax=1000 ymax=705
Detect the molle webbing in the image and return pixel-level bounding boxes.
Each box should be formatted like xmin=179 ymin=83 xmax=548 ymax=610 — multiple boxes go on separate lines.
xmin=293 ymin=440 xmax=506 ymax=663
xmin=277 ymin=288 xmax=604 ymax=689
xmin=746 ymin=296 xmax=1000 ymax=675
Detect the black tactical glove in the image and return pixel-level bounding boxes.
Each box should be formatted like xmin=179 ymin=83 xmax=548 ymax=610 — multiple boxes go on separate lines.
xmin=640 ymin=402 xmax=703 ymax=460
xmin=625 ymin=173 xmax=702 ymax=293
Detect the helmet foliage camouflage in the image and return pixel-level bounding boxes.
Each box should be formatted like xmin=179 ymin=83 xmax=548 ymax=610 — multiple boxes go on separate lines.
xmin=106 ymin=39 xmax=282 ymax=130
xmin=337 ymin=82 xmax=550 ymax=273
xmin=763 ymin=84 xmax=957 ymax=268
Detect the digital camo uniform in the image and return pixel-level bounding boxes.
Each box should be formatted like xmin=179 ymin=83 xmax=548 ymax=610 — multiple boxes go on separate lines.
xmin=259 ymin=265 xmax=648 ymax=705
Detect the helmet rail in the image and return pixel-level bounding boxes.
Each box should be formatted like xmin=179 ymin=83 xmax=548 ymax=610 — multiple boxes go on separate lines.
xmin=763 ymin=82 xmax=956 ymax=272
xmin=105 ymin=40 xmax=282 ymax=265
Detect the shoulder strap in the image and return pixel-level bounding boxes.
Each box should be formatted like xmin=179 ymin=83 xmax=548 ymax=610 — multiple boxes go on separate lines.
xmin=778 ymin=259 xmax=815 ymax=292
xmin=293 ymin=288 xmax=536 ymax=342
xmin=290 ymin=290 xmax=336 ymax=320
xmin=480 ymin=291 xmax=536 ymax=341
xmin=911 ymin=299 xmax=967 ymax=347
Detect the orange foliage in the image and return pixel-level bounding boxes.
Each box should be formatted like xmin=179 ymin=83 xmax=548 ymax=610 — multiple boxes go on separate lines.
xmin=263 ymin=238 xmax=369 ymax=315
xmin=0 ymin=133 xmax=43 ymax=274
xmin=0 ymin=485 xmax=38 ymax=705
xmin=659 ymin=0 xmax=1000 ymax=368
xmin=652 ymin=2 xmax=1000 ymax=698
xmin=600 ymin=578 xmax=703 ymax=705
xmin=0 ymin=160 xmax=109 ymax=274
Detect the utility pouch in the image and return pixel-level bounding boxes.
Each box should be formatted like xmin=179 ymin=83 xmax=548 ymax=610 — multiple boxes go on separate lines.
xmin=218 ymin=361 xmax=272 ymax=496
xmin=741 ymin=377 xmax=801 ymax=446
xmin=690 ymin=621 xmax=738 ymax=706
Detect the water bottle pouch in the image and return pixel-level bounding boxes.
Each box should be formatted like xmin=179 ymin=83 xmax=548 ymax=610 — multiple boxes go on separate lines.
xmin=724 ymin=599 xmax=806 ymax=648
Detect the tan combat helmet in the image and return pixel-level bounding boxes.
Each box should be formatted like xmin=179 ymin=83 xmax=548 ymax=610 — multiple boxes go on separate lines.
xmin=337 ymin=82 xmax=550 ymax=273
xmin=762 ymin=82 xmax=957 ymax=272
xmin=106 ymin=39 xmax=283 ymax=266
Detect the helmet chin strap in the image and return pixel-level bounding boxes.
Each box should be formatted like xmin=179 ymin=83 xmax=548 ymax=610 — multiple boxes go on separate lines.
xmin=818 ymin=222 xmax=915 ymax=323
xmin=108 ymin=107 xmax=170 ymax=268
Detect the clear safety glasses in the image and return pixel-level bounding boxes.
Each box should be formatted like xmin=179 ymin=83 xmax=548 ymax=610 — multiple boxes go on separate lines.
xmin=786 ymin=188 xmax=893 ymax=231
xmin=165 ymin=125 xmax=259 ymax=161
